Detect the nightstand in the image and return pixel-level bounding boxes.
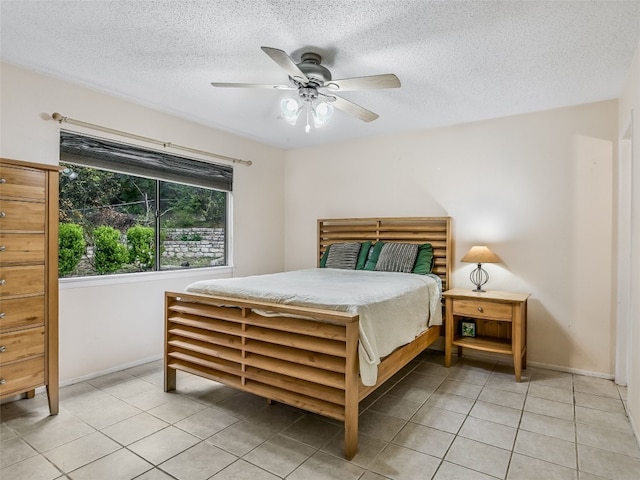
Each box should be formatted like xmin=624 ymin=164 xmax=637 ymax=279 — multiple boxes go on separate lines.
xmin=443 ymin=288 xmax=530 ymax=381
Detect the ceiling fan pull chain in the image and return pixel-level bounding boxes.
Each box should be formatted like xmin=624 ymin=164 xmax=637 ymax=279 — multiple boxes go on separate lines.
xmin=305 ymin=104 xmax=312 ymax=134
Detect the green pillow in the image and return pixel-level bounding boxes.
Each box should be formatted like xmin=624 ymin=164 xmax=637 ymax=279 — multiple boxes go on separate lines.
xmin=355 ymin=241 xmax=372 ymax=270
xmin=364 ymin=241 xmax=385 ymax=270
xmin=319 ymin=247 xmax=330 ymax=267
xmin=412 ymin=243 xmax=434 ymax=274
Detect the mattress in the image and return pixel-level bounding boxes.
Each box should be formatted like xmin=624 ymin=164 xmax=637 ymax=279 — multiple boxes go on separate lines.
xmin=186 ymin=268 xmax=442 ymax=386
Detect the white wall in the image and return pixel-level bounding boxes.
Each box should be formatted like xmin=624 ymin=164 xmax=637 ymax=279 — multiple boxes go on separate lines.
xmin=618 ymin=40 xmax=640 ymax=441
xmin=284 ymin=101 xmax=618 ymax=376
xmin=0 ymin=58 xmax=629 ymax=398
xmin=0 ymin=63 xmax=286 ymax=383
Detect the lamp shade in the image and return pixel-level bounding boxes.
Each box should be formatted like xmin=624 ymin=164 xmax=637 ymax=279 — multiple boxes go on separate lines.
xmin=461 ymin=245 xmax=499 ymax=264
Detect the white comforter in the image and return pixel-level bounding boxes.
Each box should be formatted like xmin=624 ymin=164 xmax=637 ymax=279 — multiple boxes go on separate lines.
xmin=185 ymin=268 xmax=442 ymax=386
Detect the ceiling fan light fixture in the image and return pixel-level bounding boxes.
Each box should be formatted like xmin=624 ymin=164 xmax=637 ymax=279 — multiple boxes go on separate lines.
xmin=281 ymin=94 xmax=333 ymax=131
xmin=212 ymin=47 xmax=401 ymax=130
xmin=312 ymin=101 xmax=334 ymax=128
xmin=280 ymin=97 xmax=301 ymax=125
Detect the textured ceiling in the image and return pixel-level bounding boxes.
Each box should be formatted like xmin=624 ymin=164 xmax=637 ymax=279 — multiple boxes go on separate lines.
xmin=1 ymin=1 xmax=639 ymax=150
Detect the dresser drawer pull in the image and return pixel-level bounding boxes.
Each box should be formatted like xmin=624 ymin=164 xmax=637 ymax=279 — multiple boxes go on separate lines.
xmin=477 ymin=306 xmax=484 ymax=313
xmin=0 ymin=279 xmax=5 ymax=286
xmin=0 ymin=178 xmax=5 ymax=184
xmin=0 ymin=246 xmax=5 ymax=252
xmin=0 ymin=379 xmax=5 ymax=385
xmin=0 ymin=312 xmax=4 ymax=318
xmin=0 ymin=212 xmax=5 ymax=218
xmin=0 ymin=346 xmax=5 ymax=353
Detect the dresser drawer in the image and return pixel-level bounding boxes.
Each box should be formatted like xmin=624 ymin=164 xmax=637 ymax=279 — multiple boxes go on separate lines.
xmin=0 ymin=265 xmax=45 ymax=297
xmin=452 ymin=299 xmax=512 ymax=320
xmin=0 ymin=295 xmax=45 ymax=331
xmin=0 ymin=200 xmax=46 ymax=231
xmin=0 ymin=357 xmax=45 ymax=397
xmin=0 ymin=165 xmax=45 ymax=200
xmin=0 ymin=327 xmax=45 ymax=364
xmin=0 ymin=233 xmax=45 ymax=265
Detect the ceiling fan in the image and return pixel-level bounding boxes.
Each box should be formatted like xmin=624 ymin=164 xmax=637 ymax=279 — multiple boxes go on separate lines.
xmin=211 ymin=46 xmax=401 ymax=130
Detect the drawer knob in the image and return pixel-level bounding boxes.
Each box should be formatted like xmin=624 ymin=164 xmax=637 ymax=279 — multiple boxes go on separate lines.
xmin=0 ymin=312 xmax=4 ymax=318
xmin=0 ymin=246 xmax=5 ymax=251
xmin=0 ymin=212 xmax=5 ymax=218
xmin=0 ymin=346 xmax=5 ymax=353
xmin=477 ymin=306 xmax=484 ymax=313
xmin=0 ymin=178 xmax=5 ymax=184
xmin=0 ymin=279 xmax=5 ymax=286
xmin=0 ymin=379 xmax=5 ymax=385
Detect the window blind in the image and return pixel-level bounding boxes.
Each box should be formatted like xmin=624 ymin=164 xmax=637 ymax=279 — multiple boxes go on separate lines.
xmin=59 ymin=131 xmax=233 ymax=192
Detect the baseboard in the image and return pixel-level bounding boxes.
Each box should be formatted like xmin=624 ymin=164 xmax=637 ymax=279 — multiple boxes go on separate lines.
xmin=0 ymin=355 xmax=164 ymax=404
xmin=427 ymin=346 xmax=615 ymax=380
xmin=59 ymin=354 xmax=164 ymax=388
xmin=628 ymin=409 xmax=640 ymax=446
xmin=524 ymin=360 xmax=614 ymax=380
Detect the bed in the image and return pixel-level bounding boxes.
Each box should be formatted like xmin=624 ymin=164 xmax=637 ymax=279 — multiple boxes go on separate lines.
xmin=164 ymin=217 xmax=452 ymax=459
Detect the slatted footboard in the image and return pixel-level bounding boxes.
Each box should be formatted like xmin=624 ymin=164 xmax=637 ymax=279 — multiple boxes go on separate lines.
xmin=164 ymin=292 xmax=362 ymax=458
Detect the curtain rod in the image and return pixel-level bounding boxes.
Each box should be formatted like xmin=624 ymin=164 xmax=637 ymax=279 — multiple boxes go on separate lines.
xmin=51 ymin=112 xmax=252 ymax=166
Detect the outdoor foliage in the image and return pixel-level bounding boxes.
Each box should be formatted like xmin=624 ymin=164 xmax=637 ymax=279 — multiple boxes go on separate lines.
xmin=93 ymin=226 xmax=129 ymax=274
xmin=59 ymin=162 xmax=226 ymax=277
xmin=126 ymin=225 xmax=154 ymax=270
xmin=58 ymin=223 xmax=85 ymax=276
xmin=59 ymin=166 xmax=155 ymax=231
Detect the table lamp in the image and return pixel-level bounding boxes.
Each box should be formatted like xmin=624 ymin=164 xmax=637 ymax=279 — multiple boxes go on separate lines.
xmin=461 ymin=245 xmax=499 ymax=292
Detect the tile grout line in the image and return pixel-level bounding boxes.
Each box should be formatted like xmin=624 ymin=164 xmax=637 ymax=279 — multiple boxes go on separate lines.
xmin=3 ymin=356 xmax=639 ymax=480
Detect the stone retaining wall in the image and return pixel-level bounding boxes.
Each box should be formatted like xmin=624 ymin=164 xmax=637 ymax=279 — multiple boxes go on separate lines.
xmin=162 ymin=227 xmax=225 ymax=259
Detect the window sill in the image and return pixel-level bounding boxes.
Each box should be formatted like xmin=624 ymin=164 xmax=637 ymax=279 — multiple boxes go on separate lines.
xmin=59 ymin=265 xmax=234 ymax=289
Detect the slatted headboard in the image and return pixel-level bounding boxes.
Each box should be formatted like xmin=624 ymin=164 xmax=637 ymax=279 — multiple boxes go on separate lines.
xmin=317 ymin=217 xmax=452 ymax=292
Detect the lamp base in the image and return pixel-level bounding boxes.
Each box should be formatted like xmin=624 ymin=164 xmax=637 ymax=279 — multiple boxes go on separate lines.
xmin=471 ymin=287 xmax=486 ymax=293
xmin=469 ymin=263 xmax=489 ymax=293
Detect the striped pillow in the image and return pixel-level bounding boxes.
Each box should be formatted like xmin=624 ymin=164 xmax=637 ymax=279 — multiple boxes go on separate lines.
xmin=374 ymin=242 xmax=419 ymax=273
xmin=325 ymin=242 xmax=361 ymax=269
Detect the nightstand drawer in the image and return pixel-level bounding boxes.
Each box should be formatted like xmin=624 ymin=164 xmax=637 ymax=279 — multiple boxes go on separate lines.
xmin=0 ymin=357 xmax=45 ymax=396
xmin=452 ymin=299 xmax=512 ymax=320
xmin=0 ymin=327 xmax=45 ymax=364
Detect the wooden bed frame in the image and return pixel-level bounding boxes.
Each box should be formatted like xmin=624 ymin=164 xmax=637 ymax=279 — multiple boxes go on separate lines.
xmin=164 ymin=217 xmax=451 ymax=459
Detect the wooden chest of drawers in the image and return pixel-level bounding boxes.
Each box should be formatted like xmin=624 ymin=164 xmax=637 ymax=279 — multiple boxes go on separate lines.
xmin=0 ymin=158 xmax=59 ymax=414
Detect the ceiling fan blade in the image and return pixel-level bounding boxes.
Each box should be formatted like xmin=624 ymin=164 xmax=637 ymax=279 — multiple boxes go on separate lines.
xmin=260 ymin=46 xmax=309 ymax=84
xmin=321 ymin=93 xmax=379 ymax=122
xmin=323 ymin=74 xmax=401 ymax=92
xmin=211 ymin=82 xmax=295 ymax=90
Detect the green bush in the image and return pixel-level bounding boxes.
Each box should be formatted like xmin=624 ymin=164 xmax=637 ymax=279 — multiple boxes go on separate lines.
xmin=93 ymin=226 xmax=128 ymax=274
xmin=126 ymin=225 xmax=154 ymax=270
xmin=58 ymin=223 xmax=85 ymax=276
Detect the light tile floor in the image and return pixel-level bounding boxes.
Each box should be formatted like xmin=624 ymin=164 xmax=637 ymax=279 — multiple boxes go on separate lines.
xmin=1 ymin=351 xmax=639 ymax=480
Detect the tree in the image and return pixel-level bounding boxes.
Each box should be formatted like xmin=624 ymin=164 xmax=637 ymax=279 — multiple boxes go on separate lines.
xmin=59 ymin=163 xmax=155 ymax=230
xmin=160 ymin=182 xmax=226 ymax=228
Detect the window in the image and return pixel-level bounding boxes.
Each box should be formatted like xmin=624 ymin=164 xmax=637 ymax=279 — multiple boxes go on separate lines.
xmin=58 ymin=132 xmax=231 ymax=278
